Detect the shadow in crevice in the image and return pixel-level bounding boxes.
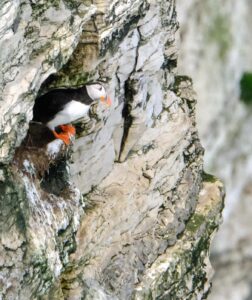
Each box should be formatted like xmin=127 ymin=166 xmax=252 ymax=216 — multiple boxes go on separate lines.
xmin=41 ymin=159 xmax=70 ymax=197
xmin=13 ymin=122 xmax=71 ymax=197
xmin=22 ymin=122 xmax=55 ymax=148
xmin=118 ymin=79 xmax=134 ymax=162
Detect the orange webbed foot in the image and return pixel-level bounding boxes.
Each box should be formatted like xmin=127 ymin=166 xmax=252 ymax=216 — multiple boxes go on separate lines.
xmin=52 ymin=130 xmax=71 ymax=145
xmin=60 ymin=124 xmax=76 ymax=135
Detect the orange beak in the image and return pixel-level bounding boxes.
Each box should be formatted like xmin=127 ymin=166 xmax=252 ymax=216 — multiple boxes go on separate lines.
xmin=100 ymin=96 xmax=112 ymax=107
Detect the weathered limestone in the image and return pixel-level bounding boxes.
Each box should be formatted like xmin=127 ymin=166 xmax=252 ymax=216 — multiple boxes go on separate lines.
xmin=133 ymin=178 xmax=224 ymax=299
xmin=0 ymin=0 xmax=96 ymax=164
xmin=0 ymin=0 xmax=224 ymax=299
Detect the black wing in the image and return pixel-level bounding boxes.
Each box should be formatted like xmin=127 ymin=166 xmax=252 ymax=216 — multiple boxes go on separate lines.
xmin=33 ymin=89 xmax=78 ymax=124
xmin=33 ymin=86 xmax=94 ymax=124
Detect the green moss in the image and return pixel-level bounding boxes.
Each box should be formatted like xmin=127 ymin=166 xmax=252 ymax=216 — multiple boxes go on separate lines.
xmin=191 ymin=237 xmax=209 ymax=290
xmin=172 ymin=75 xmax=192 ymax=93
xmin=39 ymin=71 xmax=92 ymax=93
xmin=240 ymin=72 xmax=252 ymax=105
xmin=0 ymin=169 xmax=28 ymax=235
xmin=58 ymin=229 xmax=77 ymax=266
xmin=30 ymin=0 xmax=61 ymax=18
xmin=186 ymin=214 xmax=205 ymax=233
xmin=26 ymin=256 xmax=55 ymax=295
xmin=16 ymin=211 xmax=27 ymax=233
xmin=41 ymin=159 xmax=70 ymax=196
xmin=64 ymin=0 xmax=82 ymax=10
xmin=202 ymin=172 xmax=218 ymax=183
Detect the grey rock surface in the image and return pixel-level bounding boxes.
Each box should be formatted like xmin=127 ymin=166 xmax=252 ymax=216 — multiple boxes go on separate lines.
xmin=0 ymin=0 xmax=224 ymax=299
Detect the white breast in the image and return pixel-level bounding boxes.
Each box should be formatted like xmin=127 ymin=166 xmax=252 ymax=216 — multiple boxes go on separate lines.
xmin=46 ymin=100 xmax=90 ymax=130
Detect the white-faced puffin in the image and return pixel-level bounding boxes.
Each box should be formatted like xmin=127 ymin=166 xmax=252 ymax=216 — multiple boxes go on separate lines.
xmin=33 ymin=83 xmax=111 ymax=144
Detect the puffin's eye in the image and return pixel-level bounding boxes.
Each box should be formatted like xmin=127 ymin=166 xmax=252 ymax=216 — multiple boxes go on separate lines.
xmin=99 ymin=86 xmax=102 ymax=91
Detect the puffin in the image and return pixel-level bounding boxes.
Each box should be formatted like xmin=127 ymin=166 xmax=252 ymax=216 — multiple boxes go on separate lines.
xmin=33 ymin=83 xmax=111 ymax=145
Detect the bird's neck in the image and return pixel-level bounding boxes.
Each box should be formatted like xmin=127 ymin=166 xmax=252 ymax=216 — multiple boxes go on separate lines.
xmin=79 ymin=86 xmax=93 ymax=105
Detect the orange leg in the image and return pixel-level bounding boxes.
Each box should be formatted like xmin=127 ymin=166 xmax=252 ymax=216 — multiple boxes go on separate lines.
xmin=60 ymin=124 xmax=76 ymax=135
xmin=52 ymin=130 xmax=71 ymax=145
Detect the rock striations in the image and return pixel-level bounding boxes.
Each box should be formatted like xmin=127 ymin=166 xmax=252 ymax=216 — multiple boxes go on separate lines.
xmin=0 ymin=0 xmax=224 ymax=299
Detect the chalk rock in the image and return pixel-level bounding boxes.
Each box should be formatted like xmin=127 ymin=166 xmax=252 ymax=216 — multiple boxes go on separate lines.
xmin=0 ymin=0 xmax=224 ymax=299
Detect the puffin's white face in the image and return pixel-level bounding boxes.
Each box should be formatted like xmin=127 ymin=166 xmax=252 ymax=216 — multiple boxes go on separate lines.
xmin=86 ymin=83 xmax=112 ymax=107
xmin=86 ymin=83 xmax=106 ymax=100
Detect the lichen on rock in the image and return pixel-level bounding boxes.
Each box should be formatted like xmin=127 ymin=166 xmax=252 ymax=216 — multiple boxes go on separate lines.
xmin=0 ymin=0 xmax=224 ymax=299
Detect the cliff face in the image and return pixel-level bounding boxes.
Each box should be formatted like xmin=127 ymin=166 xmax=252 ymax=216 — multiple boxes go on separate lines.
xmin=177 ymin=0 xmax=252 ymax=299
xmin=0 ymin=1 xmax=224 ymax=299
